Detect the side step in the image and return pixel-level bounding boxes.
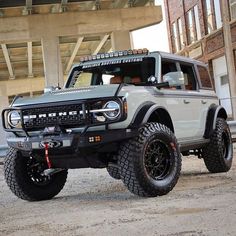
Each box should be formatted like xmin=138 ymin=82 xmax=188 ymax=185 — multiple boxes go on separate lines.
xmin=179 ymin=139 xmax=210 ymax=152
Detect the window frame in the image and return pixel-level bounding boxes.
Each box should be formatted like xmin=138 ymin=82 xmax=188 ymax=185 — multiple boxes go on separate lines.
xmin=186 ymin=5 xmax=202 ymax=45
xmin=195 ymin=64 xmax=214 ymax=90
xmin=230 ymin=0 xmax=236 ymax=21
xmin=172 ymin=22 xmax=180 ymax=52
xmin=177 ymin=61 xmax=199 ymax=91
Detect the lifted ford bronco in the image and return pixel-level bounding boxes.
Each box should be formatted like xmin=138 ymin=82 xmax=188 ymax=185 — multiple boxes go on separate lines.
xmin=2 ymin=49 xmax=233 ymax=201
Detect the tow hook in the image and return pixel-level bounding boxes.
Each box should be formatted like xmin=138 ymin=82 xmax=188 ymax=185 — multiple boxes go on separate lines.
xmin=41 ymin=141 xmax=64 ymax=176
xmin=43 ymin=142 xmax=52 ymax=169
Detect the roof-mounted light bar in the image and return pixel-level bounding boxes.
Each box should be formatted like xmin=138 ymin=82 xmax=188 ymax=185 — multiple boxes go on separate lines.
xmin=80 ymin=48 xmax=149 ymax=62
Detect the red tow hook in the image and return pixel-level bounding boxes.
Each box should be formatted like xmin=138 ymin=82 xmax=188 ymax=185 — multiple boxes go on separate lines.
xmin=44 ymin=142 xmax=52 ymax=169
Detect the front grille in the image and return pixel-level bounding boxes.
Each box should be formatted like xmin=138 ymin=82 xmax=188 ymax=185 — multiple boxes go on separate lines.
xmin=22 ymin=104 xmax=88 ymax=130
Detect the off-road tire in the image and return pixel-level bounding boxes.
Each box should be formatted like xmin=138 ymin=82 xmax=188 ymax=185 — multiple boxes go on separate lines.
xmin=107 ymin=163 xmax=121 ymax=180
xmin=4 ymin=147 xmax=68 ymax=201
xmin=202 ymin=118 xmax=233 ymax=173
xmin=118 ymin=122 xmax=181 ymax=197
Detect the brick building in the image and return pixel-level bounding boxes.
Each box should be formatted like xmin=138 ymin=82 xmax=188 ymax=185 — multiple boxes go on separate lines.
xmin=164 ymin=0 xmax=236 ymax=119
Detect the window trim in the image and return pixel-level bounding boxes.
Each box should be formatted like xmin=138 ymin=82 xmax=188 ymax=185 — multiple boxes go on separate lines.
xmin=195 ymin=64 xmax=214 ymax=90
xmin=177 ymin=61 xmax=199 ymax=91
xmin=230 ymin=0 xmax=236 ymax=21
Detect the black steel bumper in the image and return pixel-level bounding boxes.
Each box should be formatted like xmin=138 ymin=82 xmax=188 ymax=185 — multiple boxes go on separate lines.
xmin=7 ymin=128 xmax=138 ymax=153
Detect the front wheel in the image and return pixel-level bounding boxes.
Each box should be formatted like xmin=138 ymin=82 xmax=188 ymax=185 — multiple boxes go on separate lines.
xmin=202 ymin=118 xmax=233 ymax=173
xmin=4 ymin=148 xmax=68 ymax=201
xmin=118 ymin=123 xmax=182 ymax=197
xmin=107 ymin=163 xmax=121 ymax=180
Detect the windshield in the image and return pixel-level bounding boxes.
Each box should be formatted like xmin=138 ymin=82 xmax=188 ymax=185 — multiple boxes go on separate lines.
xmin=66 ymin=57 xmax=155 ymax=88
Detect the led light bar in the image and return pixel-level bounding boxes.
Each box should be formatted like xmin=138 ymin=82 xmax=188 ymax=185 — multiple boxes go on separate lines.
xmin=80 ymin=48 xmax=149 ymax=62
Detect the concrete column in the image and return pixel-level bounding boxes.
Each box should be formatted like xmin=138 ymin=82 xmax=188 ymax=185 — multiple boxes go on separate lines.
xmin=221 ymin=1 xmax=236 ymax=119
xmin=0 ymin=84 xmax=9 ymax=146
xmin=111 ymin=30 xmax=133 ymax=51
xmin=41 ymin=36 xmax=64 ymax=88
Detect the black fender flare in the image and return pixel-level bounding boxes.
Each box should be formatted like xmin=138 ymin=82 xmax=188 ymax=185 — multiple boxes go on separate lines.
xmin=204 ymin=104 xmax=227 ymax=138
xmin=129 ymin=101 xmax=155 ymax=128
xmin=129 ymin=103 xmax=174 ymax=133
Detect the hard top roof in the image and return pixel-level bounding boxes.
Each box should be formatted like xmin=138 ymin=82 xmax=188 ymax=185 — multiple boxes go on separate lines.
xmin=154 ymin=51 xmax=206 ymax=66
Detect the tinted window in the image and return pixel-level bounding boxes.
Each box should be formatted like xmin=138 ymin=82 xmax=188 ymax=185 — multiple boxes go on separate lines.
xmin=198 ymin=66 xmax=213 ymax=89
xmin=179 ymin=63 xmax=197 ymax=90
xmin=66 ymin=58 xmax=155 ymax=88
xmin=161 ymin=61 xmax=177 ymax=76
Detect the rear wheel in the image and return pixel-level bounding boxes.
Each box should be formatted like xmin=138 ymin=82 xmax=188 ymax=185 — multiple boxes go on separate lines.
xmin=118 ymin=123 xmax=181 ymax=197
xmin=4 ymin=148 xmax=68 ymax=201
xmin=202 ymin=118 xmax=233 ymax=173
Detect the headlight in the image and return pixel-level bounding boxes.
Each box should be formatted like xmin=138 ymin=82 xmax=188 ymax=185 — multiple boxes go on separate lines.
xmin=7 ymin=110 xmax=21 ymax=127
xmin=102 ymin=101 xmax=120 ymax=120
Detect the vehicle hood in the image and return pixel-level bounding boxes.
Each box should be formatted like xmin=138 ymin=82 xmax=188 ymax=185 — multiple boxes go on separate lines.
xmin=12 ymin=85 xmax=120 ymax=107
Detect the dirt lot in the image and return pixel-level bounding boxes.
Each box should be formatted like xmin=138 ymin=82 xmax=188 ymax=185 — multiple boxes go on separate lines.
xmin=0 ymin=151 xmax=236 ymax=236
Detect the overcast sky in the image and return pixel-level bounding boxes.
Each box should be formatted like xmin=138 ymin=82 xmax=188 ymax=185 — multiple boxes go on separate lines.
xmin=131 ymin=0 xmax=169 ymax=52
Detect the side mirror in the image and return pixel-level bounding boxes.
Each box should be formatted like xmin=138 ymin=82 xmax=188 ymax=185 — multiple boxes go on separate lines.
xmin=44 ymin=86 xmax=55 ymax=93
xmin=44 ymin=86 xmax=61 ymax=93
xmin=147 ymin=76 xmax=157 ymax=83
xmin=163 ymin=71 xmax=185 ymax=87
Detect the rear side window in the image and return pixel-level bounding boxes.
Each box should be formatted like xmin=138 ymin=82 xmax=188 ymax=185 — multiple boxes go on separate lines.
xmin=198 ymin=66 xmax=213 ymax=89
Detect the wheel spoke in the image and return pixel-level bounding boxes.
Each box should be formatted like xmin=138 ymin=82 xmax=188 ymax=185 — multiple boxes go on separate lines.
xmin=144 ymin=140 xmax=171 ymax=180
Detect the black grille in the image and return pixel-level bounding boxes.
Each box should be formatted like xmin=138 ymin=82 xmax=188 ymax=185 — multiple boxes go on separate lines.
xmin=22 ymin=104 xmax=88 ymax=130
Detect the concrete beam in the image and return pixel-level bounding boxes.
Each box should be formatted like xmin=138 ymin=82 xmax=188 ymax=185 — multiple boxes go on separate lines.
xmin=111 ymin=30 xmax=133 ymax=51
xmin=41 ymin=36 xmax=64 ymax=87
xmin=93 ymin=34 xmax=109 ymax=55
xmin=27 ymin=41 xmax=33 ymax=77
xmin=65 ymin=37 xmax=84 ymax=74
xmin=1 ymin=44 xmax=15 ymax=79
xmin=0 ymin=77 xmax=45 ymax=97
xmin=0 ymin=6 xmax=162 ymax=43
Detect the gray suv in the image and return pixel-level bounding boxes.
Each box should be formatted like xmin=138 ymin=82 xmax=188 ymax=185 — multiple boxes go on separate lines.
xmin=2 ymin=49 xmax=233 ymax=201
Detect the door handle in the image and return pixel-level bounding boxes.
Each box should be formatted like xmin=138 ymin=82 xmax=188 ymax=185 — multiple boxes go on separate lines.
xmin=183 ymin=99 xmax=190 ymax=104
xmin=201 ymin=100 xmax=207 ymax=104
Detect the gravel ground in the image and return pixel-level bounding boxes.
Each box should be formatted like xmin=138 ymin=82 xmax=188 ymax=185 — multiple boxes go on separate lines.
xmin=0 ymin=152 xmax=236 ymax=236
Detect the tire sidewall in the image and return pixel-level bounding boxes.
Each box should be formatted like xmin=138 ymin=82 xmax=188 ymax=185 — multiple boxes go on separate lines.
xmin=134 ymin=125 xmax=181 ymax=194
xmin=216 ymin=119 xmax=233 ymax=168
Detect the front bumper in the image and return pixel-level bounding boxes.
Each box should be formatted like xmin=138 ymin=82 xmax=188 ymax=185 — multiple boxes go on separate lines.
xmin=7 ymin=128 xmax=137 ymax=153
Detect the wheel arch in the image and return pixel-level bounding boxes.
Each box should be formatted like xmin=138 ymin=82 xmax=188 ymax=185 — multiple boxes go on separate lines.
xmin=204 ymin=104 xmax=227 ymax=138
xmin=129 ymin=103 xmax=175 ymax=133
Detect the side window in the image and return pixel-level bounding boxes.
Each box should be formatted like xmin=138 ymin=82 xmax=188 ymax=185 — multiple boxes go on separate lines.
xmin=197 ymin=66 xmax=213 ymax=89
xmin=162 ymin=60 xmax=183 ymax=90
xmin=179 ymin=63 xmax=197 ymax=90
xmin=161 ymin=61 xmax=177 ymax=77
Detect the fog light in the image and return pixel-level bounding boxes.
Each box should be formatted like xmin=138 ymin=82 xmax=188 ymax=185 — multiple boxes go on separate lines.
xmin=89 ymin=136 xmax=101 ymax=143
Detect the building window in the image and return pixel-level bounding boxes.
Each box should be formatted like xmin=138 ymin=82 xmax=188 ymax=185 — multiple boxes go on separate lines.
xmin=172 ymin=22 xmax=179 ymax=52
xmin=187 ymin=10 xmax=195 ymax=44
xmin=187 ymin=6 xmax=202 ymax=45
xmin=194 ymin=5 xmax=202 ymax=40
xmin=205 ymin=0 xmax=214 ymax=33
xmin=214 ymin=0 xmax=222 ymax=28
xmin=178 ymin=18 xmax=184 ymax=49
xmin=220 ymin=75 xmax=229 ymax=86
xmin=230 ymin=0 xmax=236 ymax=20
